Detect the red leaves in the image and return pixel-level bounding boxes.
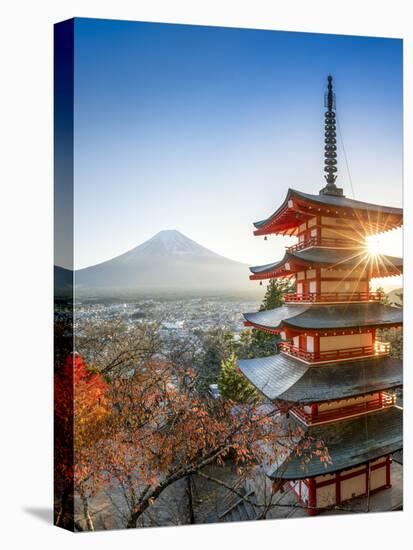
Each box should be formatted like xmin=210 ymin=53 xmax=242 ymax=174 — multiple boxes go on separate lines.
xmin=55 ymin=353 xmax=110 ymax=494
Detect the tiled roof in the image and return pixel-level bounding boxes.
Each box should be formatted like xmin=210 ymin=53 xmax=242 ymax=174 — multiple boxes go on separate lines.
xmin=244 ymin=303 xmax=403 ymax=331
xmin=250 ymin=248 xmax=403 ymax=276
xmin=254 ymin=188 xmax=403 ymax=229
xmin=268 ymin=406 xmax=402 ymax=479
xmin=238 ymin=354 xmax=402 ymax=403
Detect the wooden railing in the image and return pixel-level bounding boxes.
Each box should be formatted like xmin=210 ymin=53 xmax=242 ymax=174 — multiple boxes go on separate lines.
xmin=278 ymin=341 xmax=390 ymax=363
xmin=291 ymin=393 xmax=395 ymax=425
xmin=284 ymin=291 xmax=382 ymax=303
xmin=286 ymin=237 xmax=358 ymax=253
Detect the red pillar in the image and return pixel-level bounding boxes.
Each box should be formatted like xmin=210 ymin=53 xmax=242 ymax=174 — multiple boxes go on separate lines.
xmin=314 ymin=334 xmax=320 ymax=356
xmin=311 ymin=403 xmax=319 ymax=423
xmin=335 ymin=472 xmax=341 ymax=505
xmin=308 ymin=478 xmax=317 ymax=516
xmin=386 ymin=455 xmax=392 ymax=488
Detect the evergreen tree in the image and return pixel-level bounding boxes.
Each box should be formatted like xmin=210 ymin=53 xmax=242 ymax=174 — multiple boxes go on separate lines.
xmin=259 ymin=278 xmax=294 ymax=311
xmin=243 ymin=278 xmax=294 ymax=357
xmin=217 ymin=352 xmax=259 ymax=403
xmin=194 ymin=327 xmax=238 ymax=394
xmin=377 ymin=286 xmax=390 ymax=305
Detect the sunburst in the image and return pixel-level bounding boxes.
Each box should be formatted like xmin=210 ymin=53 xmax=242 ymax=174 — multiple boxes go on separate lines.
xmin=365 ymin=234 xmax=382 ymax=256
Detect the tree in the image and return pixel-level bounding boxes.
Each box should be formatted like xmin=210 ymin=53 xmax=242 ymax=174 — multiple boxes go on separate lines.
xmin=260 ymin=278 xmax=294 ymax=311
xmin=194 ymin=327 xmax=238 ymax=394
xmin=75 ymin=317 xmax=161 ymax=378
xmin=377 ymin=286 xmax=390 ymax=305
xmin=243 ymin=278 xmax=294 ymax=358
xmin=218 ymin=352 xmax=259 ymax=403
xmin=95 ymin=360 xmax=297 ymax=529
xmin=55 ymin=353 xmax=110 ymax=530
xmin=67 ymin=321 xmax=330 ymax=530
xmin=376 ymin=287 xmax=403 ymax=359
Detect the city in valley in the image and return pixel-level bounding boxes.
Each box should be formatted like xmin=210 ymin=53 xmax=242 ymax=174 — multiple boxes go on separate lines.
xmin=73 ymin=296 xmax=260 ymax=340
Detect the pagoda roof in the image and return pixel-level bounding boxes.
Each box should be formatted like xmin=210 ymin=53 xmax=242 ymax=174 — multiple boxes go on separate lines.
xmin=243 ymin=303 xmax=403 ymax=332
xmin=250 ymin=247 xmax=403 ymax=279
xmin=268 ymin=406 xmax=402 ymax=479
xmin=253 ymin=188 xmax=403 ymax=236
xmin=238 ymin=354 xmax=402 ymax=404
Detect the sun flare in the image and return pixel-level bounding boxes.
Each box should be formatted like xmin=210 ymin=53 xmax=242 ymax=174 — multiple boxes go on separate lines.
xmin=365 ymin=235 xmax=382 ymax=256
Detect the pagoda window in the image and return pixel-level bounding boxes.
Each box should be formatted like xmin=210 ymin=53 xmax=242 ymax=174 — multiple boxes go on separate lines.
xmin=306 ymin=335 xmax=314 ymax=353
xmin=340 ymin=466 xmax=366 ymax=501
xmin=308 ymin=217 xmax=317 ymax=228
xmin=321 ymin=268 xmax=365 ymax=278
xmin=293 ymin=336 xmax=299 ymax=348
xmin=297 ymin=271 xmax=305 ymax=281
xmin=309 ymin=280 xmax=317 ymax=294
xmin=321 ymin=216 xmax=348 ymax=226
xmin=291 ymin=392 xmax=395 ymax=427
xmin=320 ymin=279 xmax=368 ymax=294
xmin=306 ymin=269 xmax=316 ymax=279
xmin=318 ymin=393 xmax=380 ymax=413
xmin=315 ymin=474 xmax=336 ymax=508
xmin=370 ymin=458 xmax=388 ymax=491
xmin=320 ymin=226 xmax=349 ymax=239
xmin=297 ymin=282 xmax=304 ymax=295
xmin=299 ymin=222 xmax=307 ymax=233
xmin=319 ymin=332 xmax=372 ymax=353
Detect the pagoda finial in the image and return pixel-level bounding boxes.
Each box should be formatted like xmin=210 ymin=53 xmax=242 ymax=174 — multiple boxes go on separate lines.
xmin=319 ymin=75 xmax=344 ymax=197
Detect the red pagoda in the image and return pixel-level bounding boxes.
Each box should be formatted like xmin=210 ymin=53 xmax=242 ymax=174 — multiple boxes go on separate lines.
xmin=239 ymin=76 xmax=403 ymax=514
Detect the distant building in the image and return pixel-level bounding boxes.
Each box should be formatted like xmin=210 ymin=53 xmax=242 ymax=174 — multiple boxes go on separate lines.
xmin=209 ymin=384 xmax=221 ymax=399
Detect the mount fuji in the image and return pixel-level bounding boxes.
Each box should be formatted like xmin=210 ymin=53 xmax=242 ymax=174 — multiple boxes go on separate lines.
xmin=57 ymin=230 xmax=258 ymax=297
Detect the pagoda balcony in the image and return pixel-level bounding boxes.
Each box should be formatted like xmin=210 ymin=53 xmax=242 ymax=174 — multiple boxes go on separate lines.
xmin=286 ymin=236 xmax=358 ymax=253
xmin=290 ymin=392 xmax=396 ymax=425
xmin=278 ymin=340 xmax=390 ymax=363
xmin=283 ymin=291 xmax=382 ymax=304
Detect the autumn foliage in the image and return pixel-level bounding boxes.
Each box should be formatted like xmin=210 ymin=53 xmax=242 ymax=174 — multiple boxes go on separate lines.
xmin=54 ymin=320 xmax=330 ymax=530
xmin=55 ymin=353 xmax=109 ymax=528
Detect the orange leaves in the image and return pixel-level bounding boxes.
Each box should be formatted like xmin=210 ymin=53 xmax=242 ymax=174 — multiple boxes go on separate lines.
xmin=59 ymin=351 xmax=330 ymax=521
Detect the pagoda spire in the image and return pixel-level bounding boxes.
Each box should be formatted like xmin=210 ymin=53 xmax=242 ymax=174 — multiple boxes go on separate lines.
xmin=319 ymin=75 xmax=344 ymax=197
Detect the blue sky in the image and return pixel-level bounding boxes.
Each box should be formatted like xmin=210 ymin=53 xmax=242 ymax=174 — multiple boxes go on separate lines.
xmin=70 ymin=18 xmax=402 ymax=284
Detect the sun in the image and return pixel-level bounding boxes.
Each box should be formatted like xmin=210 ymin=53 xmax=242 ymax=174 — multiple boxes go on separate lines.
xmin=365 ymin=235 xmax=382 ymax=255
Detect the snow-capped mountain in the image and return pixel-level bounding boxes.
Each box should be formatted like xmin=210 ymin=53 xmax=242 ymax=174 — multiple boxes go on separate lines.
xmin=57 ymin=230 xmax=257 ymax=296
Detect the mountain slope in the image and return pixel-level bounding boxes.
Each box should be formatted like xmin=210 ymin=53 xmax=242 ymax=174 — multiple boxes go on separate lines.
xmin=74 ymin=230 xmax=257 ymax=296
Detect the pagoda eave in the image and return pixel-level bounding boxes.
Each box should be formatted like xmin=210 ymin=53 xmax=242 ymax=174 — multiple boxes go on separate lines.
xmin=237 ymin=353 xmax=402 ymax=404
xmin=253 ymin=189 xmax=403 ymax=237
xmin=243 ymin=303 xmax=403 ymax=333
xmin=249 ymin=248 xmax=403 ymax=281
xmin=267 ymin=407 xmax=402 ymax=480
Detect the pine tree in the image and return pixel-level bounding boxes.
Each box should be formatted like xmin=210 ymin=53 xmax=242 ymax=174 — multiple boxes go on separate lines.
xmin=260 ymin=278 xmax=294 ymax=311
xmin=218 ymin=352 xmax=259 ymax=404
xmin=241 ymin=278 xmax=294 ymax=357
xmin=377 ymin=286 xmax=390 ymax=305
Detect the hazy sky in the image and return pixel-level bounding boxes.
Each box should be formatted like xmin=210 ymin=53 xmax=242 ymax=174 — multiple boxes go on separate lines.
xmin=71 ymin=18 xmax=403 ymax=285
